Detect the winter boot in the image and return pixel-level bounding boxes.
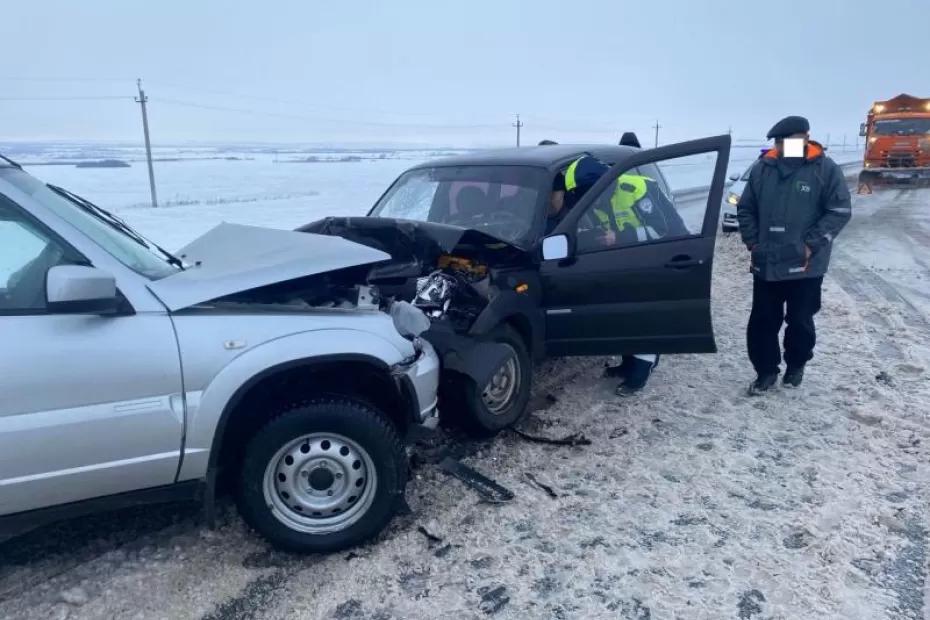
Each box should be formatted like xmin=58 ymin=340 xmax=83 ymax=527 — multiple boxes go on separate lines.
xmin=615 ymin=357 xmax=654 ymax=397
xmin=748 ymin=371 xmax=779 ymax=396
xmin=604 ymin=356 xmax=635 ymax=382
xmin=783 ymin=365 xmax=805 ymax=387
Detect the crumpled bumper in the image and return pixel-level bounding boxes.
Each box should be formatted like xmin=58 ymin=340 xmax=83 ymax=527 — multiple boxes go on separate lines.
xmin=393 ymin=339 xmax=440 ymax=426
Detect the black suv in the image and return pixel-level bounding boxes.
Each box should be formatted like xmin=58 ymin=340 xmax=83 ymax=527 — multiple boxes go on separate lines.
xmin=302 ymin=136 xmax=731 ymax=434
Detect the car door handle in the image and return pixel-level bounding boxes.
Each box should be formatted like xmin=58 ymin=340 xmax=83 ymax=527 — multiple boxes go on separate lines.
xmin=664 ymin=255 xmax=703 ymax=269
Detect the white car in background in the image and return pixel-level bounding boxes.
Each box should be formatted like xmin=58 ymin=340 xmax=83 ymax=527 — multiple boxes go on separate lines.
xmin=721 ymin=161 xmax=756 ymax=233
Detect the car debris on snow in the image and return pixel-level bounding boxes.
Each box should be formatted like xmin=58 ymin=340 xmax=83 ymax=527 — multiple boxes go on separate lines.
xmin=508 ymin=428 xmax=591 ymax=447
xmin=523 ymin=472 xmax=558 ymax=499
xmin=438 ymin=457 xmax=515 ymax=503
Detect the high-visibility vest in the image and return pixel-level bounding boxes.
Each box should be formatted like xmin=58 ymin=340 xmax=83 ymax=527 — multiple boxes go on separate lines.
xmin=564 ymin=158 xmax=650 ymax=241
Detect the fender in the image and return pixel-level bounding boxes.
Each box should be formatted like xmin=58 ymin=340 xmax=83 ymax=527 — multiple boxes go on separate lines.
xmin=468 ymin=285 xmax=545 ymax=361
xmin=176 ymin=328 xmax=408 ymax=483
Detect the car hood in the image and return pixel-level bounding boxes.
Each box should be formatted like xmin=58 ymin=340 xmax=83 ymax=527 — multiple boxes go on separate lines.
xmin=298 ymin=217 xmax=528 ymax=269
xmin=147 ymin=223 xmax=390 ymax=311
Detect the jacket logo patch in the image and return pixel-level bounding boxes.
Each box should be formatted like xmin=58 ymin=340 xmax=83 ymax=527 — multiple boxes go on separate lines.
xmin=796 ymin=181 xmax=812 ymax=193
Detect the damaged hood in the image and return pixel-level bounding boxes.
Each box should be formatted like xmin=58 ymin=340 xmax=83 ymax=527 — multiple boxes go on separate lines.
xmin=147 ymin=223 xmax=390 ymax=311
xmin=298 ymin=217 xmax=527 ymax=267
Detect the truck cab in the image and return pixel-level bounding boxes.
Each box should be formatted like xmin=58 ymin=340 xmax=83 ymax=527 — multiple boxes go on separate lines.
xmin=859 ymin=93 xmax=930 ymax=187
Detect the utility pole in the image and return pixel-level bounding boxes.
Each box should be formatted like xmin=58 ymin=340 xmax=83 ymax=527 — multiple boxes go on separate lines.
xmin=512 ymin=114 xmax=523 ymax=147
xmin=826 ymin=132 xmax=831 ymax=149
xmin=843 ymin=133 xmax=847 ymax=152
xmin=135 ymin=79 xmax=158 ymax=208
xmin=652 ymin=120 xmax=662 ymax=148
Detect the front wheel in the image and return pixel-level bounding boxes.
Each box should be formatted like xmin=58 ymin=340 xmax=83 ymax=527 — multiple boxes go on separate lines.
xmin=236 ymin=399 xmax=406 ymax=553
xmin=446 ymin=324 xmax=532 ymax=436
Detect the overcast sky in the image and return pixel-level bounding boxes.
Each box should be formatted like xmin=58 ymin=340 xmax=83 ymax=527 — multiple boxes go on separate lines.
xmin=1 ymin=0 xmax=928 ymax=147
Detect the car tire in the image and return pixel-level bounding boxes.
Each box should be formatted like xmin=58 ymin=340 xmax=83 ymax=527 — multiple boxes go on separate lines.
xmin=235 ymin=399 xmax=406 ymax=553
xmin=445 ymin=324 xmax=532 ymax=437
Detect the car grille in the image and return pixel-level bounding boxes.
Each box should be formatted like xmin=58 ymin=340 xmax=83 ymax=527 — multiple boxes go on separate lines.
xmin=885 ymin=151 xmax=916 ymax=168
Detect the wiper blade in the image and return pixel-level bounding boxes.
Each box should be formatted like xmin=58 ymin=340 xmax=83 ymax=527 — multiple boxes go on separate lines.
xmin=0 ymin=153 xmax=23 ymax=169
xmin=47 ymin=184 xmax=185 ymax=270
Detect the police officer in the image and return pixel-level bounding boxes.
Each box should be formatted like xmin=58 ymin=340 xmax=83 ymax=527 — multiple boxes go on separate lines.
xmin=737 ymin=116 xmax=852 ymax=394
xmin=562 ymin=154 xmax=687 ymax=395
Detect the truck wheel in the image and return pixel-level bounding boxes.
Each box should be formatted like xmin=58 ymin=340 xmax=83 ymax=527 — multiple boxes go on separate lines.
xmin=448 ymin=324 xmax=532 ymax=436
xmin=235 ymin=399 xmax=406 ymax=553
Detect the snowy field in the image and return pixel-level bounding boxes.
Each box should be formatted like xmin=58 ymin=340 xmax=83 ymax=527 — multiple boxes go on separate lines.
xmin=5 ymin=145 xmax=918 ymax=620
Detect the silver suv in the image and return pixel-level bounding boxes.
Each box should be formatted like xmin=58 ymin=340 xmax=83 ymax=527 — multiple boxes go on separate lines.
xmin=0 ymin=158 xmax=440 ymax=553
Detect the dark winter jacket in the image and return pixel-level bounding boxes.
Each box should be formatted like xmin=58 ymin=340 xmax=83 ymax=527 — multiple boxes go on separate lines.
xmin=737 ymin=141 xmax=851 ymax=281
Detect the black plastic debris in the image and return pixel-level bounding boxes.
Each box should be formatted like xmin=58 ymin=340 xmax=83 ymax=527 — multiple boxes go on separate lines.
xmin=439 ymin=457 xmax=515 ymax=503
xmin=510 ymin=428 xmax=591 ymax=447
xmin=875 ymin=371 xmax=895 ymax=386
xmin=478 ymin=585 xmax=510 ymax=615
xmin=524 ymin=472 xmax=558 ymax=498
xmin=417 ymin=525 xmax=443 ymax=545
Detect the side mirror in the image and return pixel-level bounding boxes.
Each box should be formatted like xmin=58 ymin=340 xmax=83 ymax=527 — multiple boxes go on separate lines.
xmin=859 ymin=123 xmax=867 ymax=138
xmin=728 ymin=173 xmax=740 ymax=182
xmin=46 ymin=265 xmax=119 ymax=314
xmin=541 ymin=234 xmax=570 ymax=261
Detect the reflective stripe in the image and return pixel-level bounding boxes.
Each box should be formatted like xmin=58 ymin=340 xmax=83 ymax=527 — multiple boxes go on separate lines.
xmin=564 ymin=159 xmax=580 ymax=192
xmin=788 ymin=267 xmax=806 ymax=273
xmin=546 ymin=308 xmax=572 ymax=315
xmin=828 ymin=207 xmax=851 ymax=213
xmin=769 ymin=226 xmax=786 ymax=232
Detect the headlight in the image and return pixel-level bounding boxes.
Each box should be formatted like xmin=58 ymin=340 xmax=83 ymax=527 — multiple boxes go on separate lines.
xmin=874 ymin=104 xmax=886 ymax=113
xmin=390 ymin=300 xmax=431 ymax=341
xmin=726 ymin=192 xmax=740 ymax=205
xmin=869 ymin=137 xmax=878 ymax=143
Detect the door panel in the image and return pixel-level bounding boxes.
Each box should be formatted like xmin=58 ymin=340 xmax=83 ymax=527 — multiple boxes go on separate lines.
xmin=0 ymin=200 xmax=183 ymax=515
xmin=542 ymin=136 xmax=730 ymax=356
xmin=0 ymin=314 xmax=184 ymax=514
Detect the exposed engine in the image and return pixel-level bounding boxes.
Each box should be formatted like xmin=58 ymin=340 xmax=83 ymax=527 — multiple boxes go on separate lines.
xmin=412 ymin=255 xmax=491 ymax=327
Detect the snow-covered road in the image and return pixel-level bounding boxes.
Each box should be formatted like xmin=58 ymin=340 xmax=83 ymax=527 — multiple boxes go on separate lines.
xmin=1 ymin=188 xmax=928 ymax=620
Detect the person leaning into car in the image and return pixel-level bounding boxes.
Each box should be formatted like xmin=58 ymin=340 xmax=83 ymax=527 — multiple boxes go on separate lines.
xmin=736 ymin=115 xmax=852 ymax=394
xmin=560 ymin=154 xmax=678 ymax=396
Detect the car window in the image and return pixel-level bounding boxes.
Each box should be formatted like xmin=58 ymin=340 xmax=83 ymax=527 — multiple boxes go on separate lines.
xmin=0 ymin=167 xmax=178 ymax=280
xmin=574 ymin=152 xmax=719 ymax=255
xmin=370 ymin=166 xmax=546 ymax=245
xmin=0 ymin=197 xmax=74 ymax=313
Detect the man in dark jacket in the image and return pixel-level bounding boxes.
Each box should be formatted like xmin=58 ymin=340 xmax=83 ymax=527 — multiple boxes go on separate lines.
xmin=737 ymin=115 xmax=852 ymax=393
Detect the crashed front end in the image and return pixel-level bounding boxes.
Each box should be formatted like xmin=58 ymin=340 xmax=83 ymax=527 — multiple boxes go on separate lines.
xmin=299 ymin=217 xmax=541 ymax=388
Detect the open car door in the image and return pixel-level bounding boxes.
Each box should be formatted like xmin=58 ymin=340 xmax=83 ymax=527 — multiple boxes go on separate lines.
xmin=541 ymin=135 xmax=731 ymax=356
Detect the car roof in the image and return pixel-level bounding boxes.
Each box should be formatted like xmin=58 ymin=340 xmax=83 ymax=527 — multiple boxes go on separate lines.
xmin=409 ymin=144 xmax=641 ymax=171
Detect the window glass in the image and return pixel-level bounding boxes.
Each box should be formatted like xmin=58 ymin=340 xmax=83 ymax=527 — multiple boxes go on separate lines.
xmin=370 ymin=166 xmax=545 ymax=245
xmin=575 ymin=152 xmax=718 ymax=254
xmin=0 ymin=198 xmax=71 ymax=312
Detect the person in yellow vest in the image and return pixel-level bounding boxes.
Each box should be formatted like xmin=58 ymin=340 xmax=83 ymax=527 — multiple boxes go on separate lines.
xmin=562 ymin=154 xmax=687 ymax=395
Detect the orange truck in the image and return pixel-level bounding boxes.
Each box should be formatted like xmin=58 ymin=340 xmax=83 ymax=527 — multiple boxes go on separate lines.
xmin=859 ymin=93 xmax=930 ymax=187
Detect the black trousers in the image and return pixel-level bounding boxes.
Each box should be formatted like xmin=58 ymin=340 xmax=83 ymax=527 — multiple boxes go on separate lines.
xmin=747 ymin=276 xmax=823 ymax=375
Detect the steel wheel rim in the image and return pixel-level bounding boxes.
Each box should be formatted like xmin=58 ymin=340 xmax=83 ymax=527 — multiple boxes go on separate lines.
xmin=262 ymin=432 xmax=377 ymax=534
xmin=482 ymin=344 xmax=520 ymax=414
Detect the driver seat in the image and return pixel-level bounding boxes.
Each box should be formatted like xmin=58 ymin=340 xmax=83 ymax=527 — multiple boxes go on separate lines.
xmin=455 ymin=186 xmax=487 ymax=220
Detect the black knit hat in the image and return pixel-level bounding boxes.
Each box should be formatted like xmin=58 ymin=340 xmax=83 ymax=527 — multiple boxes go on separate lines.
xmin=766 ymin=115 xmax=810 ymax=140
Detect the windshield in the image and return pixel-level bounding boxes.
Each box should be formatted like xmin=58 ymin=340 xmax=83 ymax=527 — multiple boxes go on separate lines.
xmin=874 ymin=118 xmax=930 ymax=136
xmin=0 ymin=168 xmax=179 ymax=280
xmin=369 ymin=165 xmax=546 ymax=244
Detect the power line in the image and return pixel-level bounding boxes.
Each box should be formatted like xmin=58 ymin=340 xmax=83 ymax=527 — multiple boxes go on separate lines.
xmin=0 ymin=96 xmax=132 ymax=101
xmin=151 ymin=96 xmax=505 ymax=130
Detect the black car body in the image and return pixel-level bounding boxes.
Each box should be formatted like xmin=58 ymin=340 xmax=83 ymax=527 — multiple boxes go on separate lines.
xmin=301 ymin=137 xmax=731 ymax=433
